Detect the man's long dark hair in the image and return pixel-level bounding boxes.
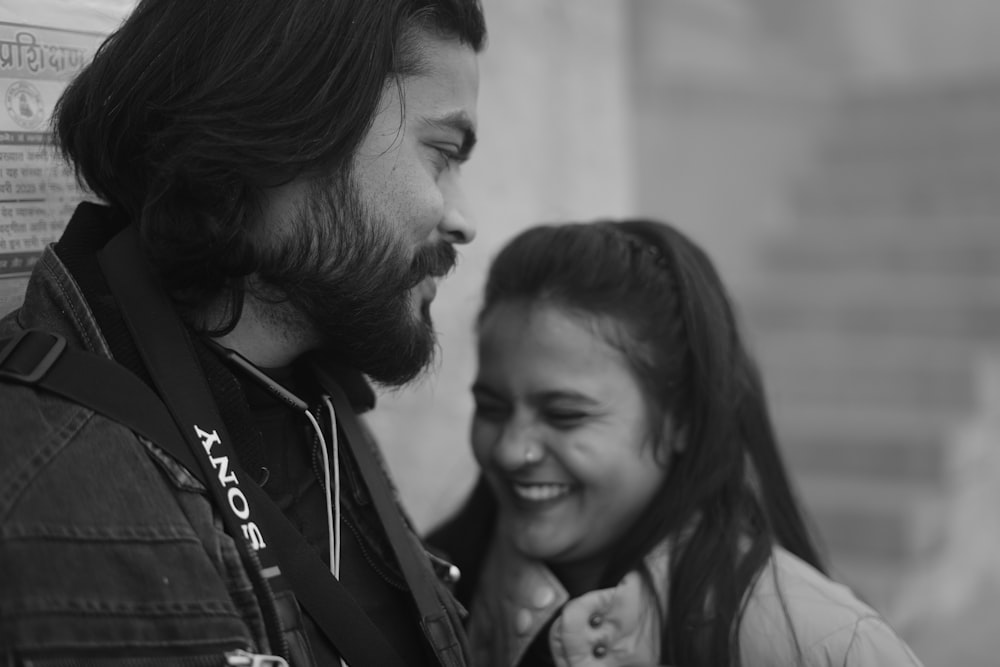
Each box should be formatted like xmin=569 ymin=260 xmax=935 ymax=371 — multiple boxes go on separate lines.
xmin=475 ymin=219 xmax=826 ymax=666
xmin=54 ymin=0 xmax=485 ymax=327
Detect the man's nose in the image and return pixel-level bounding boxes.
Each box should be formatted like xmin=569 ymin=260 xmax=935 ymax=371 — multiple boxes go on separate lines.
xmin=439 ymin=176 xmax=476 ymax=244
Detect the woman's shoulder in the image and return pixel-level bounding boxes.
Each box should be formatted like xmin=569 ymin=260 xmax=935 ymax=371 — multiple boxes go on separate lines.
xmin=738 ymin=547 xmax=924 ymax=666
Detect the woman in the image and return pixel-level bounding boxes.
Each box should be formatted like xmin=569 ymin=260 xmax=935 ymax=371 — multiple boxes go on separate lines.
xmin=427 ymin=220 xmax=923 ymax=667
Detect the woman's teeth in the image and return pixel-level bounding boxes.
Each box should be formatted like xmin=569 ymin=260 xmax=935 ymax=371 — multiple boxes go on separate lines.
xmin=512 ymin=483 xmax=572 ymax=502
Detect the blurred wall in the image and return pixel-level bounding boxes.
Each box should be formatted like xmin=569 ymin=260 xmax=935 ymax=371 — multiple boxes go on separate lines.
xmin=631 ymin=0 xmax=1000 ymax=286
xmin=837 ymin=0 xmax=1000 ymax=82
xmin=628 ymin=0 xmax=836 ymax=286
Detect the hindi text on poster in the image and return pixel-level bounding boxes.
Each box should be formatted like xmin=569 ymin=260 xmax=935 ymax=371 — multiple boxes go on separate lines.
xmin=0 ymin=22 xmax=102 ymax=282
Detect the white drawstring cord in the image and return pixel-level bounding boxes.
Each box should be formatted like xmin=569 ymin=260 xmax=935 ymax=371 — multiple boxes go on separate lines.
xmin=207 ymin=342 xmax=350 ymax=666
xmin=322 ymin=395 xmax=341 ymax=580
xmin=303 ymin=399 xmax=340 ymax=579
xmin=303 ymin=396 xmax=347 ymax=667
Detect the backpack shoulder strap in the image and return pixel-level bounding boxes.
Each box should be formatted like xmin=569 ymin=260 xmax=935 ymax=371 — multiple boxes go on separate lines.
xmin=0 ymin=329 xmax=189 ymax=458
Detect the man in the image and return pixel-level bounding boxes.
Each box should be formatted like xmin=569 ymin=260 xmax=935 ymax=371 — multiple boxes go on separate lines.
xmin=0 ymin=0 xmax=485 ymax=665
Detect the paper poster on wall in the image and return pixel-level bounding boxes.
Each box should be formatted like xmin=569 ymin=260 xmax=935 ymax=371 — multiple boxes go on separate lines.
xmin=0 ymin=22 xmax=104 ymax=316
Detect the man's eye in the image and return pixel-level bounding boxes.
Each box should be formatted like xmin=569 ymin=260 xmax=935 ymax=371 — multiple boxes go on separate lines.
xmin=429 ymin=145 xmax=461 ymax=172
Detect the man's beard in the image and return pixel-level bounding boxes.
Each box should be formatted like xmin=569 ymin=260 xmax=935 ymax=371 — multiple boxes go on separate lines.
xmin=252 ymin=171 xmax=456 ymax=386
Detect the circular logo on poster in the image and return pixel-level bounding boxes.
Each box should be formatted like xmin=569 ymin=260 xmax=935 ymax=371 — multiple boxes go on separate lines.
xmin=5 ymin=81 xmax=45 ymax=130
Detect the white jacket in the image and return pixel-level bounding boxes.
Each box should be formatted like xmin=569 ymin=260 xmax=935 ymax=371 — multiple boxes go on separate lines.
xmin=467 ymin=537 xmax=924 ymax=667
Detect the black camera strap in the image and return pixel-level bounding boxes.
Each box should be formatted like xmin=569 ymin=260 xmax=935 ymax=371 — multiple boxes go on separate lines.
xmin=93 ymin=226 xmax=410 ymax=667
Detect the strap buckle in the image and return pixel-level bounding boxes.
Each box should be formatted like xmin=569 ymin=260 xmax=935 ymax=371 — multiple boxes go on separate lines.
xmin=0 ymin=330 xmax=67 ymax=383
xmin=225 ymin=649 xmax=290 ymax=667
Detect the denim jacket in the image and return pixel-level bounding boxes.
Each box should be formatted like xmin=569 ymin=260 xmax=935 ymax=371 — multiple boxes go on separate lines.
xmin=0 ymin=208 xmax=459 ymax=666
xmin=0 ymin=246 xmax=272 ymax=665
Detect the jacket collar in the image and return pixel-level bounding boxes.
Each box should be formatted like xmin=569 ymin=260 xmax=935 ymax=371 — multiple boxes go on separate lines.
xmin=468 ymin=532 xmax=673 ymax=667
xmin=51 ymin=203 xmax=377 ymax=474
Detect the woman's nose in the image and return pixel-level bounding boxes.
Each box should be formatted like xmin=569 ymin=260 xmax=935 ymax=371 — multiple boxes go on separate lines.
xmin=492 ymin=420 xmax=543 ymax=471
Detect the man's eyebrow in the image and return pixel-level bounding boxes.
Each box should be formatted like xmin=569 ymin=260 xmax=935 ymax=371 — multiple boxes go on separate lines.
xmin=424 ymin=111 xmax=478 ymax=158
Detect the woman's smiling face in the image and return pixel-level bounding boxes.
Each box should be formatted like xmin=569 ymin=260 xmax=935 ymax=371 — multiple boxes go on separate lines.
xmin=471 ymin=301 xmax=670 ymax=583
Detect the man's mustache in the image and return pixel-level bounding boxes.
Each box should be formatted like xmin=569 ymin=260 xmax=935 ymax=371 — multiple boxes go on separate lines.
xmin=406 ymin=241 xmax=457 ymax=287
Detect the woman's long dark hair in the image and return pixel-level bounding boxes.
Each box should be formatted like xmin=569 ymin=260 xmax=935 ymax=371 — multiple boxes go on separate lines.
xmin=54 ymin=0 xmax=485 ymax=329
xmin=476 ymin=219 xmax=825 ymax=666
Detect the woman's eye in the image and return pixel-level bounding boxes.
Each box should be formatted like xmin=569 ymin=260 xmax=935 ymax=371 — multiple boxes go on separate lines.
xmin=545 ymin=411 xmax=586 ymax=427
xmin=474 ymin=401 xmax=508 ymax=421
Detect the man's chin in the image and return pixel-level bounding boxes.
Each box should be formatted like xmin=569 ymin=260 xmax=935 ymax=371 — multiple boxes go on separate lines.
xmin=359 ymin=318 xmax=437 ymax=388
xmin=306 ymin=290 xmax=438 ymax=387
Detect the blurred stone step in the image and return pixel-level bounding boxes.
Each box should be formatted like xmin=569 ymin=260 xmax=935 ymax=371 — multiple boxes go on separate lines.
xmin=751 ymin=329 xmax=975 ymax=371
xmin=743 ymin=272 xmax=1000 ymax=340
xmin=759 ymin=219 xmax=1000 ymax=279
xmin=746 ymin=308 xmax=1000 ymax=343
xmin=825 ymin=553 xmax=931 ymax=631
xmin=766 ymin=365 xmax=972 ymax=414
xmin=753 ymin=331 xmax=977 ymax=413
xmin=773 ymin=401 xmax=979 ymax=487
xmin=818 ymin=431 xmax=1000 ymax=634
xmin=793 ymin=474 xmax=948 ymax=563
xmin=792 ymin=161 xmax=1000 ymax=221
xmin=819 ymin=112 xmax=1000 ymax=169
xmin=903 ymin=582 xmax=1000 ymax=667
xmin=815 ymin=77 xmax=1000 ymax=163
xmin=806 ymin=149 xmax=1000 ymax=188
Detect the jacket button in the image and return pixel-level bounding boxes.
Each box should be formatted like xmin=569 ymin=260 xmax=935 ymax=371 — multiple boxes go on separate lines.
xmin=515 ymin=608 xmax=533 ymax=635
xmin=592 ymin=642 xmax=608 ymax=658
xmin=532 ymin=586 xmax=555 ymax=608
xmin=588 ymin=613 xmax=603 ymax=628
